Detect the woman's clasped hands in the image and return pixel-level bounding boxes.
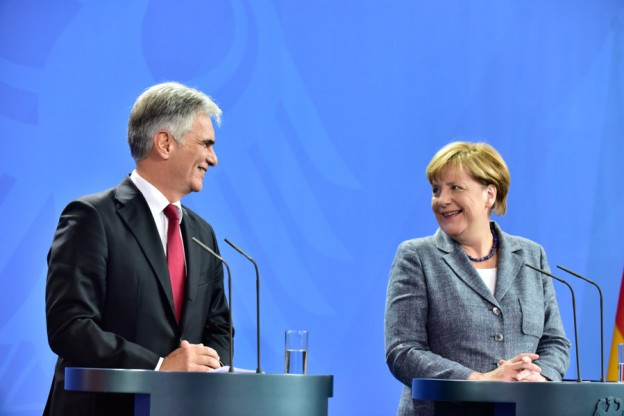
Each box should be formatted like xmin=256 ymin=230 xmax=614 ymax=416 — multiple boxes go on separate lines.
xmin=468 ymin=353 xmax=547 ymax=382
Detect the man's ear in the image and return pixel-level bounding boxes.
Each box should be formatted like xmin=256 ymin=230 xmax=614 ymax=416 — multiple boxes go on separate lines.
xmin=153 ymin=131 xmax=174 ymax=160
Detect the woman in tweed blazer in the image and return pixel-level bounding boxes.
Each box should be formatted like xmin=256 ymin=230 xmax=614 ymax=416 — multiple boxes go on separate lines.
xmin=384 ymin=142 xmax=570 ymax=416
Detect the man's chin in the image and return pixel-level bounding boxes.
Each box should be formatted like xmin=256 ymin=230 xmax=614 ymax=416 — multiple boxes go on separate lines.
xmin=191 ymin=182 xmax=203 ymax=193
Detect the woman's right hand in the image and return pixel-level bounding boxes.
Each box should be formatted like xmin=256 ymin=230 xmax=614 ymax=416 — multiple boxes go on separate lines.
xmin=468 ymin=353 xmax=543 ymax=382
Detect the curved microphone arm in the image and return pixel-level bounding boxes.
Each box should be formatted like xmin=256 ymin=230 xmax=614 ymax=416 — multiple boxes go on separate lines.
xmin=525 ymin=263 xmax=581 ymax=382
xmin=224 ymin=238 xmax=262 ymax=374
xmin=557 ymin=264 xmax=604 ymax=382
xmin=192 ymin=237 xmax=234 ymax=373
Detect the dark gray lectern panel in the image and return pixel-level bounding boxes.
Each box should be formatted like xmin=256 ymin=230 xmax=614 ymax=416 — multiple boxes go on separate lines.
xmin=413 ymin=378 xmax=624 ymax=416
xmin=66 ymin=368 xmax=333 ymax=416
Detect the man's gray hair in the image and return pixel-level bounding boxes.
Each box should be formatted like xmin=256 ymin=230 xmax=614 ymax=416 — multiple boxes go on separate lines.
xmin=128 ymin=82 xmax=222 ymax=161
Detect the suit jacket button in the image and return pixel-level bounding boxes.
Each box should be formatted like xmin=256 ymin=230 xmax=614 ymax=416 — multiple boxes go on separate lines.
xmin=494 ymin=333 xmax=504 ymax=342
xmin=492 ymin=307 xmax=501 ymax=316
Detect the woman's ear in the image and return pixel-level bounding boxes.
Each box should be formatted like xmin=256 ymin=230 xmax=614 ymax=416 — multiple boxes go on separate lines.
xmin=485 ymin=184 xmax=497 ymax=209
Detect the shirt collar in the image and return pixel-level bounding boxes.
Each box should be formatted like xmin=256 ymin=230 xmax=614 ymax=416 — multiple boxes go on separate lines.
xmin=129 ymin=170 xmax=183 ymax=222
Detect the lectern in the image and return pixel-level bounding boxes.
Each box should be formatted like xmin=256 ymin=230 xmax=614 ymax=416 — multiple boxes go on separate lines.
xmin=412 ymin=378 xmax=624 ymax=416
xmin=66 ymin=368 xmax=333 ymax=416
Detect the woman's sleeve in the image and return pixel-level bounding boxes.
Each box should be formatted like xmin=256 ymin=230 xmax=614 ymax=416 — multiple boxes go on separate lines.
xmin=384 ymin=241 xmax=475 ymax=386
xmin=533 ymin=246 xmax=572 ymax=381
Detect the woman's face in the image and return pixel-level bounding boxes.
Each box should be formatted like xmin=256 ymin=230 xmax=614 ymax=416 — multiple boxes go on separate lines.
xmin=430 ymin=167 xmax=496 ymax=243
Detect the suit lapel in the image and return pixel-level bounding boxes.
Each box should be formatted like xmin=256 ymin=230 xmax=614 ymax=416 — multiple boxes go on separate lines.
xmin=180 ymin=208 xmax=201 ymax=331
xmin=114 ymin=177 xmax=177 ymax=321
xmin=435 ymin=228 xmax=500 ymax=307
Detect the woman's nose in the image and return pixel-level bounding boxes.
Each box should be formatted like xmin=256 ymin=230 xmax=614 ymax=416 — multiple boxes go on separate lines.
xmin=437 ymin=189 xmax=450 ymax=205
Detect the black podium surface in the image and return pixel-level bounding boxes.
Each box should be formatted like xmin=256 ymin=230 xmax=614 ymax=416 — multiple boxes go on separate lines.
xmin=66 ymin=367 xmax=333 ymax=416
xmin=412 ymin=378 xmax=624 ymax=416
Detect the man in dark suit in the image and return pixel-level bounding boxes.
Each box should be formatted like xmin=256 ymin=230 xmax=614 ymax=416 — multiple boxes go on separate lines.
xmin=44 ymin=82 xmax=232 ymax=415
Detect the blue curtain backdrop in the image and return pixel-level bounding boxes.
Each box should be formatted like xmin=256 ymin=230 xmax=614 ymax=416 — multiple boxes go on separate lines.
xmin=1 ymin=0 xmax=623 ymax=414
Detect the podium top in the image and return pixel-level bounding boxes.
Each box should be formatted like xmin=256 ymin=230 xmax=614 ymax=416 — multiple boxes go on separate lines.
xmin=66 ymin=368 xmax=333 ymax=416
xmin=412 ymin=378 xmax=624 ymax=416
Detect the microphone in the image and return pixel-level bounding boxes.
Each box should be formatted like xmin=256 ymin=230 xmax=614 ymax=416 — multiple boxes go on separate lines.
xmin=525 ymin=263 xmax=581 ymax=382
xmin=224 ymin=238 xmax=262 ymax=374
xmin=192 ymin=237 xmax=234 ymax=373
xmin=557 ymin=264 xmax=605 ymax=382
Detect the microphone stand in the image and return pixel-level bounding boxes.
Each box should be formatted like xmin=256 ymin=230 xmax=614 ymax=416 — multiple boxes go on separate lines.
xmin=525 ymin=264 xmax=581 ymax=382
xmin=557 ymin=264 xmax=604 ymax=382
xmin=224 ymin=238 xmax=262 ymax=374
xmin=192 ymin=237 xmax=234 ymax=372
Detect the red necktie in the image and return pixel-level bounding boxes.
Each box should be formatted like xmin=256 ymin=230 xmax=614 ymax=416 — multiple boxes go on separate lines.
xmin=163 ymin=204 xmax=186 ymax=322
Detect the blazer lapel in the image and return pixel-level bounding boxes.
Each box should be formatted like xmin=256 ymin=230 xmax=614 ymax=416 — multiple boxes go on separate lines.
xmin=114 ymin=177 xmax=177 ymax=321
xmin=435 ymin=228 xmax=500 ymax=307
xmin=492 ymin=222 xmax=524 ymax=302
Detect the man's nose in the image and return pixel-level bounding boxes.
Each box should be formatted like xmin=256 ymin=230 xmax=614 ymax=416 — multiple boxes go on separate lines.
xmin=207 ymin=147 xmax=218 ymax=166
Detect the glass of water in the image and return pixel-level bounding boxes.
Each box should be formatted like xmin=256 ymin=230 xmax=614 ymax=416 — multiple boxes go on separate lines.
xmin=619 ymin=343 xmax=624 ymax=382
xmin=285 ymin=330 xmax=308 ymax=374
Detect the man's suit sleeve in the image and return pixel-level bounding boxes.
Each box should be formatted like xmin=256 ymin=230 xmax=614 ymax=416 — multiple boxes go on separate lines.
xmin=46 ymin=199 xmax=160 ymax=369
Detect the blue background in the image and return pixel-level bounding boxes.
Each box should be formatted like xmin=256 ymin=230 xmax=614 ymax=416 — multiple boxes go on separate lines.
xmin=1 ymin=0 xmax=623 ymax=414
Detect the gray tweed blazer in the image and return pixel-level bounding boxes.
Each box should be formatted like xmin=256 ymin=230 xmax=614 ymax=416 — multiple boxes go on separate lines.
xmin=384 ymin=222 xmax=570 ymax=415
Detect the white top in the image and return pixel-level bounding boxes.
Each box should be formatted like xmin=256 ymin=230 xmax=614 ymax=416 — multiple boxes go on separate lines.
xmin=476 ymin=267 xmax=498 ymax=295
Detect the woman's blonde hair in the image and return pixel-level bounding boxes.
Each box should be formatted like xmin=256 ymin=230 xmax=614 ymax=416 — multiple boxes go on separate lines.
xmin=426 ymin=141 xmax=510 ymax=215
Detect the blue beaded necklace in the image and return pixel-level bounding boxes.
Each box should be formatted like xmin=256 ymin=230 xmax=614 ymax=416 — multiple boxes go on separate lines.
xmin=467 ymin=228 xmax=498 ymax=262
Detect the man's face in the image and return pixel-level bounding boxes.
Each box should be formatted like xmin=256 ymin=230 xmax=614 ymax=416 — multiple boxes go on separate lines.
xmin=168 ymin=113 xmax=217 ymax=198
